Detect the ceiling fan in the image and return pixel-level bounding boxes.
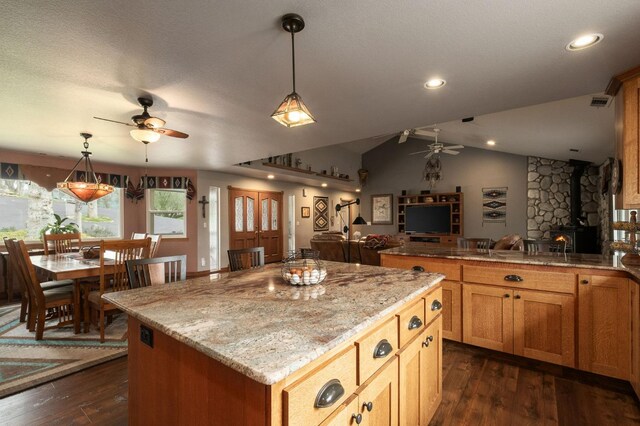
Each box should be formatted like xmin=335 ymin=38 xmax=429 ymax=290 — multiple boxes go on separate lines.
xmin=93 ymin=97 xmax=189 ymax=143
xmin=398 ymin=128 xmax=437 ymax=144
xmin=409 ymin=128 xmax=464 ymax=159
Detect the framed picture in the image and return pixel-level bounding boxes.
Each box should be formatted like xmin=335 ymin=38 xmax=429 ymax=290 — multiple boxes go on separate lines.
xmin=301 ymin=206 xmax=311 ymax=218
xmin=371 ymin=194 xmax=393 ymax=225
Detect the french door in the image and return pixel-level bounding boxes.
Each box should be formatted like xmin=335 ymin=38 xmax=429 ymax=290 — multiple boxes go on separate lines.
xmin=228 ymin=187 xmax=283 ymax=264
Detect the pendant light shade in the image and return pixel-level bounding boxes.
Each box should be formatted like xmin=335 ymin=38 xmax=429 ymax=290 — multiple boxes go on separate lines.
xmin=352 ymin=214 xmax=367 ymax=225
xmin=271 ymin=13 xmax=316 ymax=127
xmin=130 ymin=128 xmax=161 ymax=143
xmin=57 ymin=133 xmax=114 ymax=203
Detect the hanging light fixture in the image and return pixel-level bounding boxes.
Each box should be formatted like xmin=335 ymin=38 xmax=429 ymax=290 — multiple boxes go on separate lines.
xmin=271 ymin=13 xmax=316 ymax=127
xmin=130 ymin=128 xmax=161 ymax=143
xmin=57 ymin=133 xmax=114 ymax=203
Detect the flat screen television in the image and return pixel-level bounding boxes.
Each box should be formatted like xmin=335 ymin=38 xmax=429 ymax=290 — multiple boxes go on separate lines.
xmin=405 ymin=205 xmax=451 ymax=234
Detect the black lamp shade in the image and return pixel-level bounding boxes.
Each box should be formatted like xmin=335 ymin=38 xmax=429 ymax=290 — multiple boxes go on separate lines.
xmin=352 ymin=215 xmax=367 ymax=225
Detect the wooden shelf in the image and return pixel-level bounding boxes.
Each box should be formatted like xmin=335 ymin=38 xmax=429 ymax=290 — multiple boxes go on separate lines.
xmin=262 ymin=163 xmax=316 ymax=175
xmin=397 ymin=192 xmax=464 ymax=239
xmin=315 ymin=173 xmax=353 ymax=182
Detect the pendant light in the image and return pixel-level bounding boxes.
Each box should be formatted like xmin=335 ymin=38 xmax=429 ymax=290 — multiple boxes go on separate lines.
xmin=271 ymin=13 xmax=316 ymax=127
xmin=57 ymin=133 xmax=114 ymax=203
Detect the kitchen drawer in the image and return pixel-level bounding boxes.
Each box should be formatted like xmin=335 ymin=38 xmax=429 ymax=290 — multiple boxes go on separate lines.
xmin=284 ymin=345 xmax=357 ymax=426
xmin=397 ymin=297 xmax=425 ymax=348
xmin=424 ymin=286 xmax=444 ymax=324
xmin=356 ymin=316 xmax=399 ymax=385
xmin=382 ymin=256 xmax=461 ymax=281
xmin=463 ymin=265 xmax=575 ymax=294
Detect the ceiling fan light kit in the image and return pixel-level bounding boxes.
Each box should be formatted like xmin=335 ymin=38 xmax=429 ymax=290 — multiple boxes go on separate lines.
xmin=57 ymin=133 xmax=114 ymax=203
xmin=130 ymin=128 xmax=161 ymax=143
xmin=271 ymin=13 xmax=316 ymax=128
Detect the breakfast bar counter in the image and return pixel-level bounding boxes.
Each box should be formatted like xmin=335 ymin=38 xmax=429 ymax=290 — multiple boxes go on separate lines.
xmin=104 ymin=261 xmax=445 ymax=425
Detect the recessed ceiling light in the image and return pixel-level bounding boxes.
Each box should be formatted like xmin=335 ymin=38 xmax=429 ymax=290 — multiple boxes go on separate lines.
xmin=267 ymin=174 xmax=275 ymax=179
xmin=321 ymin=183 xmax=327 ymax=187
xmin=424 ymin=78 xmax=446 ymax=89
xmin=355 ymin=188 xmax=361 ymax=193
xmin=486 ymin=140 xmax=496 ymax=146
xmin=566 ymin=33 xmax=603 ymax=51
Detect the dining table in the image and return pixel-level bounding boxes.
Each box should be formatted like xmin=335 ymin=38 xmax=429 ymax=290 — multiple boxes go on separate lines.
xmin=30 ymin=253 xmax=115 ymax=334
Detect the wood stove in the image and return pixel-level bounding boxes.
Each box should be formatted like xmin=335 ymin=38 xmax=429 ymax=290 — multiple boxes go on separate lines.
xmin=550 ymin=226 xmax=599 ymax=254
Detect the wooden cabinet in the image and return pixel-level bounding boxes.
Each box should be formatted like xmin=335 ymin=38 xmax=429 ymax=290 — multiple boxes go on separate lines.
xmin=630 ymin=283 xmax=640 ymax=398
xmin=578 ymin=275 xmax=630 ymax=379
xmin=396 ymin=192 xmax=463 ymax=238
xmin=612 ymin=68 xmax=640 ymax=208
xmin=442 ymin=281 xmax=461 ymax=342
xmin=513 ymin=289 xmax=575 ymax=367
xmin=463 ymin=284 xmax=575 ymax=366
xmin=398 ymin=317 xmax=442 ymax=426
xmin=462 ymin=283 xmax=514 ymax=353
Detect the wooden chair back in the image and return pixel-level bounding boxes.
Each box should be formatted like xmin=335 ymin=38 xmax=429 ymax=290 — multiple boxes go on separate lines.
xmin=148 ymin=234 xmax=162 ymax=257
xmin=126 ymin=255 xmax=187 ymax=289
xmin=227 ymin=247 xmax=265 ymax=272
xmin=131 ymin=232 xmax=148 ymax=240
xmin=43 ymin=232 xmax=81 ymax=255
xmin=4 ymin=238 xmax=30 ymax=299
xmin=523 ymin=239 xmax=567 ymax=254
xmin=11 ymin=240 xmax=46 ymax=309
xmin=457 ymin=237 xmax=492 ymax=250
xmin=300 ymin=248 xmax=319 ymax=259
xmin=99 ymin=239 xmax=151 ymax=297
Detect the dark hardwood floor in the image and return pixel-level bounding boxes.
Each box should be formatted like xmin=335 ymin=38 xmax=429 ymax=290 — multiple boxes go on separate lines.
xmin=0 ymin=341 xmax=639 ymax=425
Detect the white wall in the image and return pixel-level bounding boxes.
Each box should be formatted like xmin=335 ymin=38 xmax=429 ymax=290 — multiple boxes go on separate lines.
xmin=359 ymin=138 xmax=528 ymax=240
xmin=196 ymin=170 xmax=355 ymax=271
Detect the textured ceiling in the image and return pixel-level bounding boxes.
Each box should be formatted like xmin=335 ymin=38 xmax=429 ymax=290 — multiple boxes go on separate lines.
xmin=0 ymin=1 xmax=638 ymax=170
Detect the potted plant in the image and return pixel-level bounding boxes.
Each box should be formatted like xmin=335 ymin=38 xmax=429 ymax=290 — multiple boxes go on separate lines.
xmin=40 ymin=214 xmax=79 ymax=238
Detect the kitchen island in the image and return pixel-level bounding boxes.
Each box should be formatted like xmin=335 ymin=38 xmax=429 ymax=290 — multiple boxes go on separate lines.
xmin=380 ymin=245 xmax=640 ymax=399
xmin=104 ymin=261 xmax=444 ymax=426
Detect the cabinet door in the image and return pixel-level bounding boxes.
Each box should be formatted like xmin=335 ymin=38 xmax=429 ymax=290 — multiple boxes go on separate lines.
xmin=619 ymin=75 xmax=640 ymax=208
xmin=442 ymin=281 xmax=462 ymax=341
xmin=631 ymin=283 xmax=640 ymax=398
xmin=398 ymin=330 xmax=422 ymax=426
xmin=421 ymin=317 xmax=442 ymax=426
xmin=358 ymin=357 xmax=398 ymax=426
xmin=513 ymin=289 xmax=575 ymax=367
xmin=578 ymin=275 xmax=630 ymax=379
xmin=320 ymin=396 xmax=361 ymax=426
xmin=462 ymin=284 xmax=513 ymax=353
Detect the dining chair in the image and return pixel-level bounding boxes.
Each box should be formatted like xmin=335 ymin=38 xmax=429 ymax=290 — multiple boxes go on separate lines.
xmin=4 ymin=237 xmax=29 ymax=323
xmin=131 ymin=232 xmax=148 ymax=240
xmin=86 ymin=238 xmax=151 ymax=343
xmin=9 ymin=239 xmax=75 ymax=339
xmin=457 ymin=237 xmax=492 ymax=250
xmin=148 ymin=234 xmax=162 ymax=257
xmin=300 ymin=248 xmax=319 ymax=259
xmin=227 ymin=247 xmax=265 ymax=272
xmin=126 ymin=255 xmax=187 ymax=289
xmin=523 ymin=239 xmax=567 ymax=254
xmin=43 ymin=232 xmax=82 ymax=255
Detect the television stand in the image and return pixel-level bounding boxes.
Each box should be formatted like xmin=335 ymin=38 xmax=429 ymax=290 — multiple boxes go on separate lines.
xmin=403 ymin=234 xmax=457 ymax=246
xmin=397 ymin=191 xmax=464 ymax=244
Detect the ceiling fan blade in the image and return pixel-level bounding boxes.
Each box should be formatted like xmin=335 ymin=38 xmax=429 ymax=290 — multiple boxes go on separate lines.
xmin=409 ymin=150 xmax=430 ymax=155
xmin=398 ymin=130 xmax=410 ymax=144
xmin=413 ymin=129 xmax=437 ymax=138
xmin=424 ymin=152 xmax=434 ymax=159
xmin=93 ymin=116 xmax=135 ymax=127
xmin=445 ymin=145 xmax=465 ymax=150
xmin=442 ymin=149 xmax=460 ymax=155
xmin=153 ymin=128 xmax=189 ymax=139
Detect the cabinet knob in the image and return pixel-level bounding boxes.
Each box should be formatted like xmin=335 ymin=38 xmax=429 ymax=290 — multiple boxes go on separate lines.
xmin=408 ymin=315 xmax=423 ymax=330
xmin=504 ymin=293 xmax=510 ymax=298
xmin=504 ymin=274 xmax=523 ymax=282
xmin=351 ymin=413 xmax=363 ymax=424
xmin=363 ymin=401 xmax=373 ymax=412
xmin=514 ymin=294 xmax=521 ymax=299
xmin=580 ymin=279 xmax=589 ymax=285
xmin=431 ymin=299 xmax=443 ymax=311
xmin=314 ymin=379 xmax=344 ymax=408
xmin=422 ymin=335 xmax=434 ymax=347
xmin=373 ymin=339 xmax=393 ymax=358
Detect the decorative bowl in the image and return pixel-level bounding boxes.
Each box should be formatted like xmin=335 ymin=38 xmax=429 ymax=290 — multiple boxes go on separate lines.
xmin=281 ymin=252 xmax=327 ymax=286
xmin=82 ymin=246 xmax=100 ymax=259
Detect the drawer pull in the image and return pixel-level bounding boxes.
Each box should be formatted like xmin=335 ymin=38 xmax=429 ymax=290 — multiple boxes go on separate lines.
xmin=515 ymin=294 xmax=521 ymax=299
xmin=314 ymin=379 xmax=345 ymax=409
xmin=412 ymin=265 xmax=425 ymax=272
xmin=351 ymin=413 xmax=363 ymax=424
xmin=373 ymin=339 xmax=393 ymax=359
xmin=504 ymin=274 xmax=524 ymax=282
xmin=580 ymin=279 xmax=589 ymax=285
xmin=422 ymin=335 xmax=434 ymax=348
xmin=504 ymin=294 xmax=510 ymax=298
xmin=408 ymin=315 xmax=423 ymax=330
xmin=431 ymin=299 xmax=443 ymax=311
xmin=363 ymin=401 xmax=373 ymax=412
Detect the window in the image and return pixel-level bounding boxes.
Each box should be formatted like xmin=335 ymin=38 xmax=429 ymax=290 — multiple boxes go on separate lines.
xmin=0 ymin=178 xmax=123 ymax=241
xmin=147 ymin=188 xmax=187 ymax=237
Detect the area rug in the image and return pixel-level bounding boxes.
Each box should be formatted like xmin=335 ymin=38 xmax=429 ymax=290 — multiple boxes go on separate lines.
xmin=0 ymin=304 xmax=128 ymax=398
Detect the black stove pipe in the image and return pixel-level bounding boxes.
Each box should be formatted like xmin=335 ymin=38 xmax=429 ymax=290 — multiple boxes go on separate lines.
xmin=568 ymin=159 xmax=591 ymax=227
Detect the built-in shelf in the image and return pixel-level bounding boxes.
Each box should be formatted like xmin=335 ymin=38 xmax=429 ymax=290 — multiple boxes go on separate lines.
xmin=397 ymin=192 xmax=464 ymax=240
xmin=315 ymin=172 xmax=353 ymax=182
xmin=262 ymin=163 xmax=316 ymax=174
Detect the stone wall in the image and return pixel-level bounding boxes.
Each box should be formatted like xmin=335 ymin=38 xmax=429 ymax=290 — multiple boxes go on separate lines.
xmin=527 ymin=157 xmax=599 ymax=239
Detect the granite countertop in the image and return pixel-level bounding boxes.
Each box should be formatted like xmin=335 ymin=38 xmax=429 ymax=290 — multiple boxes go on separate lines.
xmin=380 ymin=245 xmax=640 ymax=280
xmin=103 ymin=261 xmax=443 ymax=385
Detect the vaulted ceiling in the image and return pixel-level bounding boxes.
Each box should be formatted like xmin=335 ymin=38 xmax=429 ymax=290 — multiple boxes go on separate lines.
xmin=1 ymin=1 xmax=639 ymax=171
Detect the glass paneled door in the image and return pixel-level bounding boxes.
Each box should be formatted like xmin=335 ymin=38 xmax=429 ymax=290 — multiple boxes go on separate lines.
xmin=228 ymin=187 xmax=284 ymax=264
